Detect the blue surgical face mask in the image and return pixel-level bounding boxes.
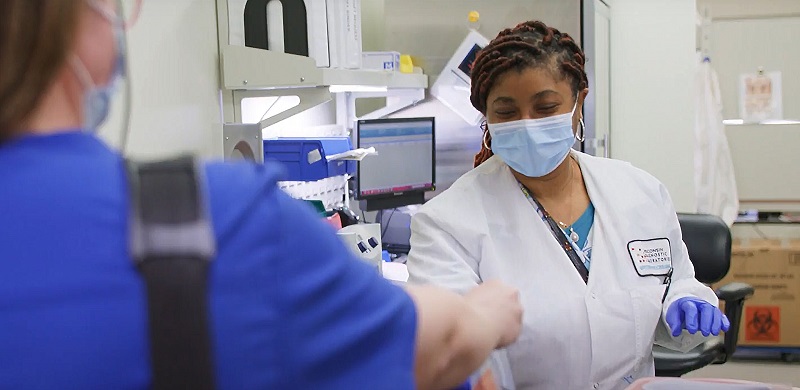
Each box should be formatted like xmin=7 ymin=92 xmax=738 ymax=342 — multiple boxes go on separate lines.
xmin=487 ymin=101 xmax=578 ymax=177
xmin=71 ymin=1 xmax=126 ymax=132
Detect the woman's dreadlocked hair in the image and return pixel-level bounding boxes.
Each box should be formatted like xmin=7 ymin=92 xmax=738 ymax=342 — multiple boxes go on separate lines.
xmin=471 ymin=20 xmax=588 ymax=168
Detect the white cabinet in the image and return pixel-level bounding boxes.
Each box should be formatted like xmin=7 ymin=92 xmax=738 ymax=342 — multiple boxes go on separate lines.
xmin=582 ymin=0 xmax=611 ymax=158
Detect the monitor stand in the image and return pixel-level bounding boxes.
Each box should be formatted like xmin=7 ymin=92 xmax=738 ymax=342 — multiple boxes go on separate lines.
xmin=359 ymin=192 xmax=425 ymax=212
xmin=379 ymin=209 xmax=412 ymax=255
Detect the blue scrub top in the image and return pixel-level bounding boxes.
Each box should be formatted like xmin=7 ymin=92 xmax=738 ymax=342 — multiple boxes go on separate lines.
xmin=562 ymin=202 xmax=595 ymax=270
xmin=0 ymin=132 xmax=417 ymax=389
xmin=565 ymin=203 xmax=594 ymax=251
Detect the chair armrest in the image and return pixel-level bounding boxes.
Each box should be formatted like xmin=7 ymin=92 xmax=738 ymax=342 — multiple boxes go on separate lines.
xmin=716 ymin=282 xmax=755 ymax=302
xmin=714 ymin=282 xmax=755 ymax=361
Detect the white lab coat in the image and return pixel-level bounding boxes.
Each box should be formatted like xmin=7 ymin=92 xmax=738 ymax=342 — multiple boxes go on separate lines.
xmin=407 ymin=152 xmax=718 ymax=390
xmin=695 ymin=59 xmax=739 ymax=226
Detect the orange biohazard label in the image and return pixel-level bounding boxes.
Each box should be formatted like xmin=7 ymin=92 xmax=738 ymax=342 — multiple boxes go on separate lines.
xmin=745 ymin=306 xmax=780 ymax=342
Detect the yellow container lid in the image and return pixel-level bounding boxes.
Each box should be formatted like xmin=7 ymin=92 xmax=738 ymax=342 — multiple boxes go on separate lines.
xmin=399 ymin=55 xmax=414 ymax=74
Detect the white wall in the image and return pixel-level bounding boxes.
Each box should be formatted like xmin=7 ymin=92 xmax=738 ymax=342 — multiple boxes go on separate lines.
xmin=698 ymin=2 xmax=800 ymax=209
xmin=726 ymin=124 xmax=800 ymax=204
xmin=709 ymin=17 xmax=800 ymax=121
xmin=361 ymin=0 xmax=386 ymax=52
xmin=99 ymin=0 xmax=223 ymax=159
xmin=610 ymin=0 xmax=698 ymax=212
xmin=709 ymin=16 xmax=800 ymax=206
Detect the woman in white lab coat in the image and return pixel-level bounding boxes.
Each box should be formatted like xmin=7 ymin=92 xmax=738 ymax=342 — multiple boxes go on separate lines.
xmin=407 ymin=21 xmax=729 ymax=390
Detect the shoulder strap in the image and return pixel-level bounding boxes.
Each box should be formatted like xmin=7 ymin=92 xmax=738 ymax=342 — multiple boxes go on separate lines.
xmin=537 ymin=201 xmax=590 ymax=283
xmin=519 ymin=183 xmax=589 ymax=284
xmin=126 ymin=156 xmax=216 ymax=390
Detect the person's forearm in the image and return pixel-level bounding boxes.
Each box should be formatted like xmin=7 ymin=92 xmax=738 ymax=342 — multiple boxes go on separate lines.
xmin=434 ymin=303 xmax=499 ymax=388
xmin=406 ymin=285 xmax=499 ymax=390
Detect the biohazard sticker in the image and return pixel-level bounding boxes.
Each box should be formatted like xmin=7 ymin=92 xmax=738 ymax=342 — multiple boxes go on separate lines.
xmin=628 ymin=238 xmax=672 ymax=277
xmin=745 ymin=306 xmax=781 ymax=343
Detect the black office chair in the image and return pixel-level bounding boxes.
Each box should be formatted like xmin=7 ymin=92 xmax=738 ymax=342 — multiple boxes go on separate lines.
xmin=653 ymin=213 xmax=755 ymax=377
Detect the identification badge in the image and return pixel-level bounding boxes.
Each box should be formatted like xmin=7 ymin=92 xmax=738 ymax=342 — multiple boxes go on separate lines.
xmin=628 ymin=238 xmax=672 ymax=276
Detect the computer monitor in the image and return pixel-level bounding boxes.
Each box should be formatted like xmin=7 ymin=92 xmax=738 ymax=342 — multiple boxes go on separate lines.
xmin=356 ymin=117 xmax=435 ymax=211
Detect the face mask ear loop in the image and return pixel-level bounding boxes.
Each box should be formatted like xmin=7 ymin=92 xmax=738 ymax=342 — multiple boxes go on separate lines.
xmin=130 ymin=0 xmax=144 ymax=29
xmin=83 ymin=0 xmax=133 ymax=152
xmin=88 ymin=0 xmax=119 ymax=22
xmin=117 ymin=13 xmax=133 ymax=153
xmin=69 ymin=56 xmax=96 ymax=91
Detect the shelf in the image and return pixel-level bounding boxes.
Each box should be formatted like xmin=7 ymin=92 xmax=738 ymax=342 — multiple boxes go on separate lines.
xmin=734 ymin=220 xmax=800 ymax=225
xmin=723 ymin=119 xmax=800 ymax=126
xmin=322 ymin=68 xmax=427 ymax=90
xmin=221 ymin=45 xmax=427 ymax=91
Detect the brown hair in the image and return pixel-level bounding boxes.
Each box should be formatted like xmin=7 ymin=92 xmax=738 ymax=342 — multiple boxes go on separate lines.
xmin=470 ymin=20 xmax=588 ymax=167
xmin=0 ymin=1 xmax=82 ymax=141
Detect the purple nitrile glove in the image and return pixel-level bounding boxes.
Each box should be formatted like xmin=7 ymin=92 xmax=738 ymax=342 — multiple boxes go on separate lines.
xmin=666 ymin=297 xmax=731 ymax=337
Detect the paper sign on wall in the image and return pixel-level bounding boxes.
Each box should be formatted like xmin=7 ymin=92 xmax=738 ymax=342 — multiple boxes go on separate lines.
xmin=739 ymin=71 xmax=783 ymax=123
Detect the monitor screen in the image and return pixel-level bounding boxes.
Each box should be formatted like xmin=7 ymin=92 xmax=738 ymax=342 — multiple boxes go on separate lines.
xmin=356 ymin=118 xmax=435 ymax=204
xmin=456 ymin=44 xmax=483 ymax=81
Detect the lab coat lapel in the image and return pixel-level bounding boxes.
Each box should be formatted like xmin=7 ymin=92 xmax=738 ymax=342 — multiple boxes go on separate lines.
xmin=573 ymin=151 xmax=624 ymax=287
xmin=575 ymin=152 xmax=654 ymax=287
xmin=483 ymin=160 xmax=589 ymax=289
xmin=576 ymin=152 xmax=608 ymax=285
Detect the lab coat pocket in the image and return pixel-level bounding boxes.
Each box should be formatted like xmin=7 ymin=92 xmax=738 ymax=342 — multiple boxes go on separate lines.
xmin=629 ymin=285 xmax=667 ymax=362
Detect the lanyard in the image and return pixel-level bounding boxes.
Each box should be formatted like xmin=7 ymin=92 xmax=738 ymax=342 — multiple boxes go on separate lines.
xmin=518 ymin=183 xmax=589 ymax=284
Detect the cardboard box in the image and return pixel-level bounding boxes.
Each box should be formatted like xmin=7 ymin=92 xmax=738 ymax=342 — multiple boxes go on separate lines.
xmin=715 ymin=240 xmax=800 ymax=347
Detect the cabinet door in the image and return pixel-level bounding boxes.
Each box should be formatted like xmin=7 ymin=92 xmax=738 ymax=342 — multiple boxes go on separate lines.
xmin=581 ymin=0 xmax=611 ymax=157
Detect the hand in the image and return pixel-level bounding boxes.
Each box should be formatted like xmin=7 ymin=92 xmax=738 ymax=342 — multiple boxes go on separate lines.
xmin=474 ymin=370 xmax=499 ymax=390
xmin=465 ymin=280 xmax=523 ymax=348
xmin=452 ymin=370 xmax=498 ymax=390
xmin=666 ymin=297 xmax=730 ymax=337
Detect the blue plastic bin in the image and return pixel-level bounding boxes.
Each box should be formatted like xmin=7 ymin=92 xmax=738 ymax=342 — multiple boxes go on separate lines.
xmin=263 ymin=137 xmax=356 ymax=182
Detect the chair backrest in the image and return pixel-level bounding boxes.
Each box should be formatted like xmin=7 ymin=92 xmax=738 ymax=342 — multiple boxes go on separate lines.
xmin=677 ymin=213 xmax=732 ymax=284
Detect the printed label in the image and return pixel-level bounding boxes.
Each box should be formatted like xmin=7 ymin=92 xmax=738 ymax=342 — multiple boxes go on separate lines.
xmin=307 ymin=149 xmax=323 ymax=164
xmin=745 ymin=306 xmax=781 ymax=342
xmin=628 ymin=238 xmax=672 ymax=276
